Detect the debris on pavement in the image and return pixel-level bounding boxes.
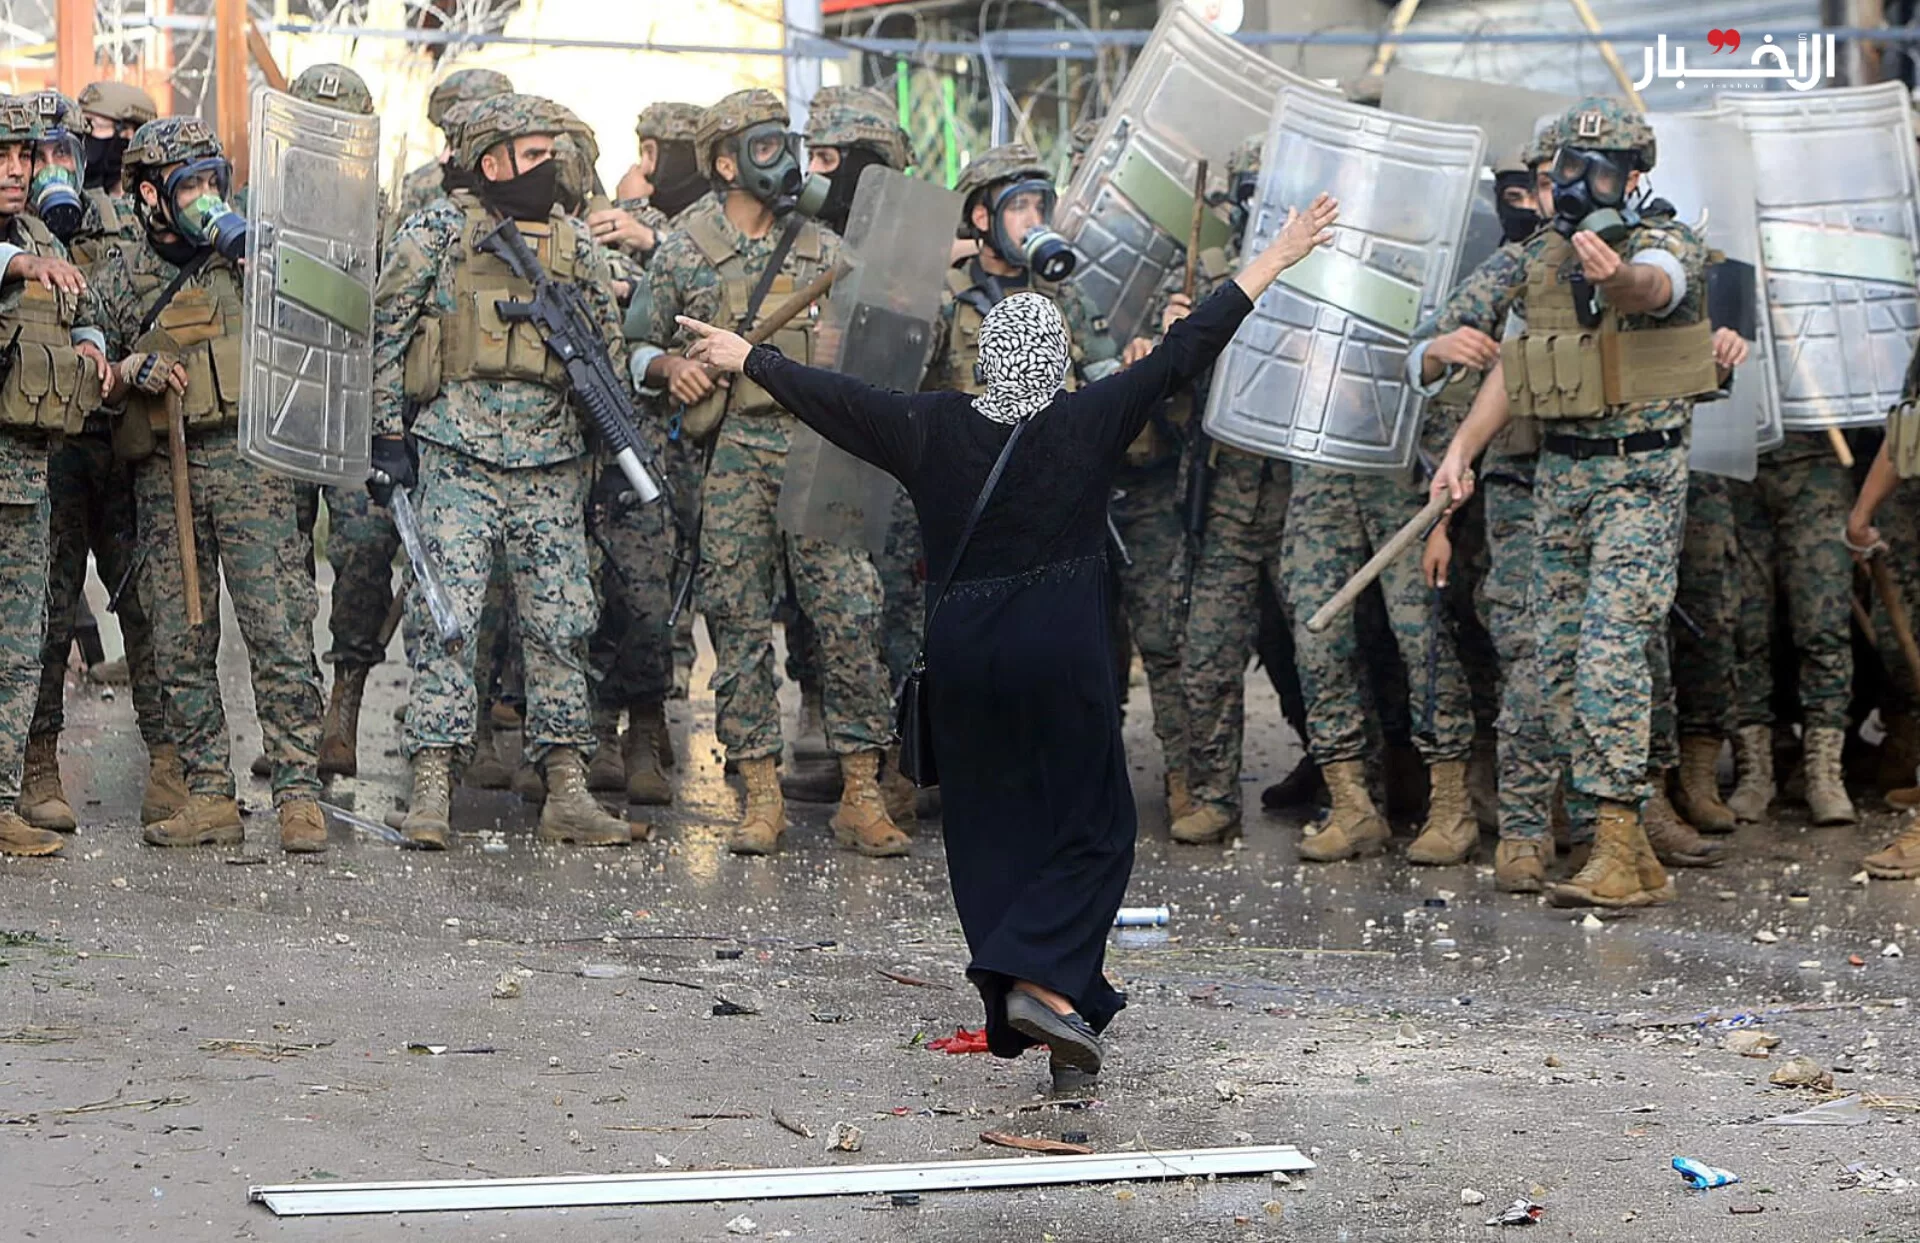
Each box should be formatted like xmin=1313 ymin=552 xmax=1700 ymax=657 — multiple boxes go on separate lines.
xmin=724 ymin=1213 xmax=757 ymax=1234
xmin=1837 ymin=1163 xmax=1911 ymax=1192
xmin=1673 ymin=1157 xmax=1740 ymax=1190
xmin=927 ymin=1028 xmax=989 ymax=1054
xmin=1113 ymin=906 xmax=1169 ymax=927
xmin=980 ymin=1132 xmax=1093 ymax=1156
xmin=1485 ymin=1198 xmax=1544 ymax=1226
xmin=1722 ymin=1030 xmax=1779 ymax=1056
xmin=828 ymin=1123 xmax=864 ymax=1153
xmin=1767 ymin=1056 xmax=1833 ymax=1090
xmin=772 ymin=1111 xmax=813 ymax=1139
xmin=1460 ymin=1188 xmax=1486 ymax=1206
xmin=877 ymin=969 xmax=948 ymax=989
xmin=711 ymin=991 xmax=761 ymax=1017
xmin=1758 ymin=1096 xmax=1873 ymax=1127
xmin=1885 ymin=942 xmax=1905 ymax=959
xmin=491 ymin=972 xmax=522 ymax=1000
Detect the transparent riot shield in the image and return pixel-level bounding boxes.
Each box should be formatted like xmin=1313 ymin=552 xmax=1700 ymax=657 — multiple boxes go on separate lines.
xmin=1380 ymin=69 xmax=1573 ymax=173
xmin=1644 ymin=112 xmax=1764 ymax=480
xmin=1713 ymin=81 xmax=1920 ymax=432
xmin=1055 ymin=3 xmax=1328 ymax=343
xmin=241 ymin=86 xmax=380 ymax=486
xmin=775 ymin=167 xmax=960 ymax=552
xmin=1203 ymin=87 xmax=1485 ymax=474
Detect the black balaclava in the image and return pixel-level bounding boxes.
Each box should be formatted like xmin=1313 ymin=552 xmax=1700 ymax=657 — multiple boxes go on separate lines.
xmin=650 ymin=140 xmax=705 ymax=218
xmin=82 ymin=133 xmax=127 ymax=190
xmin=815 ymin=146 xmax=887 ymax=236
xmin=1493 ymin=170 xmax=1541 ymax=243
xmin=480 ymin=158 xmax=559 ymax=222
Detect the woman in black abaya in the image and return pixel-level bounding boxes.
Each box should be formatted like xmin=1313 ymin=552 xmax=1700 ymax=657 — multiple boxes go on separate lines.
xmin=677 ymin=191 xmax=1337 ymax=1087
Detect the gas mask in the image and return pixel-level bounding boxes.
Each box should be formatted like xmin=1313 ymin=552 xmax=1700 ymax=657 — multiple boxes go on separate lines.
xmin=83 ymin=132 xmax=127 ymax=190
xmin=649 ymin=140 xmax=706 ymax=219
xmin=725 ymin=123 xmax=827 ymax=218
xmin=1225 ymin=169 xmax=1259 ymax=242
xmin=814 ymin=146 xmax=888 ymax=237
xmin=29 ymin=130 xmax=86 ymax=241
xmin=1493 ymin=170 xmax=1541 ymax=244
xmin=152 ymin=157 xmax=248 ymax=261
xmin=1549 ymin=147 xmax=1638 ymax=242
xmin=980 ymin=178 xmax=1076 ymax=282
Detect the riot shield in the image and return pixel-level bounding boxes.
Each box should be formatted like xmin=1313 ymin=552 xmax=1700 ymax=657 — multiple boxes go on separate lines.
xmin=1203 ymin=87 xmax=1485 ymax=473
xmin=1712 ymin=82 xmax=1920 ymax=432
xmin=1380 ymin=69 xmax=1572 ymax=174
xmin=240 ymin=86 xmax=380 ymax=487
xmin=1644 ymin=112 xmax=1764 ymax=480
xmin=1055 ymin=3 xmax=1328 ymax=343
xmin=775 ymin=166 xmax=959 ymax=553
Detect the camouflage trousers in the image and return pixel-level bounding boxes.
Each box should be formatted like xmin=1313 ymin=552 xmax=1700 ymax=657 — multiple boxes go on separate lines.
xmin=134 ymin=435 xmax=324 ymax=804
xmin=1478 ymin=459 xmax=1557 ymax=841
xmin=666 ymin=431 xmax=706 ymax=698
xmin=1533 ymin=443 xmax=1687 ymax=812
xmin=1283 ymin=464 xmax=1474 ymax=766
xmin=0 ymin=484 xmax=50 ymax=804
xmin=1730 ymin=451 xmax=1856 ymax=732
xmin=403 ymin=444 xmax=596 ymax=763
xmin=323 ymin=485 xmax=400 ymax=669
xmin=1110 ymin=466 xmax=1188 ymax=764
xmin=1648 ymin=473 xmax=1739 ymax=761
xmin=696 ymin=431 xmax=890 ymax=761
xmin=1180 ymin=447 xmax=1289 ymax=814
xmin=1867 ymin=476 xmax=1920 ymax=713
xmin=588 ymin=465 xmax=676 ymax=710
xmin=32 ymin=428 xmax=164 ymax=744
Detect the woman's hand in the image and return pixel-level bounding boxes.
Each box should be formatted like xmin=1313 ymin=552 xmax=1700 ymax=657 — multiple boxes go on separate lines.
xmin=1267 ymin=192 xmax=1339 ymax=270
xmin=676 ymin=316 xmax=752 ymax=375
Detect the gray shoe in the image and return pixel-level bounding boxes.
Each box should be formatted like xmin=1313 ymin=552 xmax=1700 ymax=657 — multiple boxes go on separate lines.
xmin=1005 ymin=990 xmax=1103 ymax=1073
xmin=1049 ymin=1057 xmax=1099 ymax=1096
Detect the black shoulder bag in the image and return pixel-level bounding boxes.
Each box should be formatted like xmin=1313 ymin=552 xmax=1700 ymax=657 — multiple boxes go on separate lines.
xmin=893 ymin=416 xmax=1031 ymax=787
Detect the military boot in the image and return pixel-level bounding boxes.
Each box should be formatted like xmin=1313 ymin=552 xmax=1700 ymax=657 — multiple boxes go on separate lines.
xmin=730 ymin=756 xmax=785 ymax=856
xmin=278 ymin=799 xmax=328 ymax=853
xmin=640 ymin=699 xmax=676 ymax=771
xmin=1299 ymin=761 xmax=1391 ymax=862
xmin=18 ymin=733 xmax=75 ymax=832
xmin=1494 ymin=838 xmax=1552 ymax=894
xmin=793 ymin=684 xmax=830 ymax=763
xmin=1674 ymin=736 xmax=1735 ymax=833
xmin=1170 ymin=802 xmax=1238 ymax=846
xmin=1863 ymin=818 xmax=1920 ymax=879
xmin=831 ymin=750 xmax=910 ymax=858
xmin=780 ymin=756 xmax=843 ymax=803
xmin=464 ymin=718 xmax=513 ymax=790
xmin=1406 ymin=760 xmax=1478 ymax=865
xmin=512 ymin=761 xmax=547 ymax=804
xmin=1877 ymin=712 xmax=1920 ymax=792
xmin=1467 ymin=735 xmax=1499 ymax=829
xmin=143 ymin=794 xmax=244 ymax=848
xmin=316 ymin=665 xmax=369 ymax=778
xmin=538 ymin=748 xmax=634 ymax=846
xmin=586 ymin=709 xmax=625 ymax=791
xmin=1803 ymin=727 xmax=1858 ymax=826
xmin=0 ymin=810 xmax=64 ymax=856
xmin=400 ymin=748 xmax=453 ymax=850
xmin=1643 ymin=775 xmax=1730 ymax=867
xmin=141 ymin=743 xmax=188 ymax=826
xmin=1166 ymin=768 xmax=1197 ymax=822
xmin=622 ymin=703 xmax=674 ymax=806
xmin=1548 ymin=800 xmax=1664 ymax=908
xmin=879 ymin=746 xmax=917 ymax=831
xmin=1261 ymin=755 xmax=1323 ymax=810
xmin=1727 ymin=725 xmax=1775 ymax=824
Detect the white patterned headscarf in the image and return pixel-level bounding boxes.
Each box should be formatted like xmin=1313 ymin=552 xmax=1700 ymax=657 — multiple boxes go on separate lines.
xmin=972 ymin=292 xmax=1071 ymax=424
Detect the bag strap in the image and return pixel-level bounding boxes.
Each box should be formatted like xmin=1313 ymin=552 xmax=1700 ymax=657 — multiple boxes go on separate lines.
xmin=735 ymin=217 xmax=803 ymax=335
xmin=136 ymin=249 xmax=213 ymax=338
xmin=918 ymin=415 xmax=1031 ymax=642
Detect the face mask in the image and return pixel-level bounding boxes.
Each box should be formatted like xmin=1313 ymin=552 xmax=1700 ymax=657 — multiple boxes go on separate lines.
xmin=1493 ymin=170 xmax=1541 ymax=244
xmin=82 ymin=133 xmax=126 ymax=190
xmin=30 ymin=165 xmax=83 ymax=241
xmin=179 ymin=192 xmax=248 ymax=260
xmin=815 ymin=146 xmax=886 ymax=236
xmin=441 ymin=162 xmax=477 ymax=195
xmin=985 ymin=179 xmax=1076 ymax=282
xmin=1550 ymin=147 xmax=1635 ymax=242
xmin=481 ymin=157 xmax=560 ymax=222
xmin=650 ymin=141 xmax=705 ymax=219
xmin=728 ymin=123 xmax=805 ymax=214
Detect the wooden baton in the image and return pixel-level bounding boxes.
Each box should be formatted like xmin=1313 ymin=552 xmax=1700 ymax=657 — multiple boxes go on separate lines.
xmin=1827 ymin=427 xmax=1855 ymax=469
xmin=166 ymin=390 xmax=204 ymax=627
xmin=1869 ymin=557 xmax=1920 ymax=694
xmin=1306 ymin=486 xmax=1461 ymax=634
xmin=1182 ymin=160 xmax=1209 ymax=301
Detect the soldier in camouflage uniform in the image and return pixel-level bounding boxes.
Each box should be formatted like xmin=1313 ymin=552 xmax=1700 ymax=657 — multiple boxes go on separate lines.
xmin=632 ymin=89 xmax=903 ymax=859
xmin=1723 ymin=433 xmax=1858 ymax=826
xmin=0 ymin=97 xmax=110 ymax=856
xmin=12 ymin=88 xmax=180 ymax=835
xmin=373 ymin=93 xmax=637 ymax=851
xmin=1431 ymin=96 xmax=1718 ymax=908
xmin=395 ymin=68 xmax=514 ymax=223
xmin=90 ymin=117 xmax=329 ymax=852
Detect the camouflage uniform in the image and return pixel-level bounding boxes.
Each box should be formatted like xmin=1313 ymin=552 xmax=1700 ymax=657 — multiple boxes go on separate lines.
xmin=1730 ymin=433 xmax=1856 ymax=733
xmin=395 ymin=69 xmax=513 ymax=222
xmin=632 ymin=91 xmax=892 ymax=769
xmin=0 ymin=100 xmax=106 ymax=821
xmin=373 ymin=96 xmax=626 ymax=768
xmin=94 ymin=119 xmax=327 ymax=813
xmin=1661 ymin=473 xmax=1739 ymax=746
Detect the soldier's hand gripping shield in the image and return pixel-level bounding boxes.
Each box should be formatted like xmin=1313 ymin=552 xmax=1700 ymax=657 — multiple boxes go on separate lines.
xmin=776 ymin=166 xmax=960 ymax=552
xmin=240 ymin=86 xmax=380 ymax=486
xmin=1054 ymin=3 xmax=1320 ymax=343
xmin=1203 ymin=86 xmax=1483 ymax=473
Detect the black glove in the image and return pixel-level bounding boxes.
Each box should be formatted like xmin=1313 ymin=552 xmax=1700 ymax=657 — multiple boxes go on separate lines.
xmin=367 ymin=435 xmax=418 ymax=507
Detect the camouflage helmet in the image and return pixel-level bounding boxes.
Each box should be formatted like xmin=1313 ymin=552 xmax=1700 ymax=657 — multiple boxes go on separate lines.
xmin=289 ymin=64 xmax=374 ymax=116
xmin=1527 ymin=113 xmax=1564 ymax=169
xmin=78 ymin=80 xmax=159 ymax=125
xmin=549 ymin=103 xmax=602 ymax=208
xmin=636 ymin=101 xmax=703 ymax=145
xmin=1226 ymin=135 xmax=1262 ymax=179
xmin=695 ymin=89 xmax=789 ymax=178
xmin=440 ymin=99 xmax=483 ymax=152
xmin=1490 ymin=143 xmax=1530 ymax=177
xmin=0 ymin=96 xmax=44 ymax=145
xmin=125 ymin=116 xmax=223 ymax=176
xmin=427 ymin=68 xmax=514 ymax=129
xmin=455 ymin=93 xmax=570 ymax=170
xmin=955 ymin=142 xmax=1052 ymax=205
xmin=1558 ymin=94 xmax=1656 ymax=170
xmin=22 ymin=90 xmax=82 ymax=136
xmin=803 ymin=85 xmax=909 ymax=170
xmin=1068 ymin=117 xmax=1101 ymax=162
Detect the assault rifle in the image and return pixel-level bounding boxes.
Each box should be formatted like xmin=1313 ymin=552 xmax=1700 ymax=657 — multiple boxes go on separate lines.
xmin=1177 ymin=161 xmax=1214 ymax=614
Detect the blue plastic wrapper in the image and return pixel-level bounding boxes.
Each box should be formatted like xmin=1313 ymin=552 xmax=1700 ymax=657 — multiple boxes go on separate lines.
xmin=1673 ymin=1156 xmax=1741 ymax=1189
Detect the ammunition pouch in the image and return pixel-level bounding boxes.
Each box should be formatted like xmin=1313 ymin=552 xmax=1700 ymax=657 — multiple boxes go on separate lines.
xmin=1891 ymin=399 xmax=1920 ymax=480
xmin=439 ymin=207 xmax=580 ymax=390
xmin=0 ymin=285 xmax=102 ymax=435
xmin=403 ymin=316 xmax=443 ymax=404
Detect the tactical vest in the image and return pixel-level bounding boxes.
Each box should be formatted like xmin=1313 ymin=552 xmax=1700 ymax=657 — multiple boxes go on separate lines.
xmin=942 ymin=266 xmax=1090 ymax=401
xmin=119 ymin=249 xmax=245 ymax=440
xmin=403 ymin=194 xmax=582 ymax=404
xmin=1500 ymin=230 xmax=1717 ymax=420
xmin=64 ymin=190 xmax=129 ymax=271
xmin=0 ymin=214 xmax=104 ymax=436
xmin=678 ymin=204 xmax=824 ymax=440
xmin=1130 ymin=247 xmax=1234 ymax=469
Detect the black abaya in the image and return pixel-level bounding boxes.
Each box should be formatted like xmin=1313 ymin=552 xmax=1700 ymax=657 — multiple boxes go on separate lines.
xmin=744 ymin=283 xmax=1256 ymax=1056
